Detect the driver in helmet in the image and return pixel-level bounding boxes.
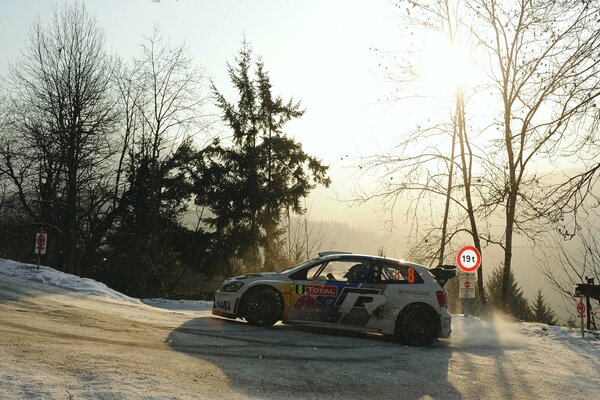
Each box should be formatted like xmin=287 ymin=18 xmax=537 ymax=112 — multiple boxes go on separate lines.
xmin=344 ymin=263 xmax=377 ymax=283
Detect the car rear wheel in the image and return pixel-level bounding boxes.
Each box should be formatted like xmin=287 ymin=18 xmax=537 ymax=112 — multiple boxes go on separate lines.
xmin=398 ymin=306 xmax=436 ymax=346
xmin=245 ymin=288 xmax=282 ymax=327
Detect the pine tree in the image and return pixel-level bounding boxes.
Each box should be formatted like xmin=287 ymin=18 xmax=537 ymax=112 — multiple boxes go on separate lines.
xmin=486 ymin=266 xmax=532 ymax=321
xmin=193 ymin=43 xmax=330 ymax=271
xmin=101 ymin=142 xmax=197 ymax=297
xmin=531 ymin=290 xmax=557 ymax=325
xmin=565 ymin=317 xmax=577 ymax=329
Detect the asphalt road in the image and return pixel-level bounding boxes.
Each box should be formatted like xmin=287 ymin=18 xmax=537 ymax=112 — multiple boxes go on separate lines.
xmin=1 ymin=276 xmax=598 ymax=399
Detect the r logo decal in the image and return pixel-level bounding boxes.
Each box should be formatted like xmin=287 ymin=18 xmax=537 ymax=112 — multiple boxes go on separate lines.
xmin=338 ymin=293 xmax=388 ymax=314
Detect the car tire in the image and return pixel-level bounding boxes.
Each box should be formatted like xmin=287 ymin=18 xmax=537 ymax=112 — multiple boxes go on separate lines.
xmin=397 ymin=305 xmax=437 ymax=346
xmin=245 ymin=288 xmax=282 ymax=327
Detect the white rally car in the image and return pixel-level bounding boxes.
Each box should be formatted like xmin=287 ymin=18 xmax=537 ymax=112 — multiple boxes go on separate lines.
xmin=212 ymin=251 xmax=456 ymax=345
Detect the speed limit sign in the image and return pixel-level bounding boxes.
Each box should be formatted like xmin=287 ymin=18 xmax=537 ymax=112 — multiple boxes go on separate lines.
xmin=456 ymin=246 xmax=481 ymax=273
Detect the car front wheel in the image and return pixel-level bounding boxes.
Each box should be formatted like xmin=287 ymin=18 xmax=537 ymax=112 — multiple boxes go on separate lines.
xmin=245 ymin=288 xmax=282 ymax=327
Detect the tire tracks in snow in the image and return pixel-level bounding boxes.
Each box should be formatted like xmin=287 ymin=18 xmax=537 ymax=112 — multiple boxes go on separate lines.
xmin=1 ymin=282 xmax=407 ymax=363
xmin=0 ymin=318 xmax=405 ymax=362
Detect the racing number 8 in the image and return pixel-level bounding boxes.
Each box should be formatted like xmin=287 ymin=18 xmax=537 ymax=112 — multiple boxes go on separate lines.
xmin=407 ymin=267 xmax=415 ymax=284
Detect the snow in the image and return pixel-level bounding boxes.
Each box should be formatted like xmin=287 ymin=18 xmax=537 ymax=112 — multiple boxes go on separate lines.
xmin=142 ymin=298 xmax=214 ymax=312
xmin=521 ymin=321 xmax=600 ymax=356
xmin=452 ymin=313 xmax=600 ymax=354
xmin=1 ymin=257 xmax=599 ymax=399
xmin=0 ymin=258 xmax=141 ymax=304
xmin=0 ymin=258 xmax=214 ymax=313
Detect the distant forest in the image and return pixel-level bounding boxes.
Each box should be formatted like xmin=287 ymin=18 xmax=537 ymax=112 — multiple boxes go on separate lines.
xmin=0 ymin=3 xmax=329 ymax=298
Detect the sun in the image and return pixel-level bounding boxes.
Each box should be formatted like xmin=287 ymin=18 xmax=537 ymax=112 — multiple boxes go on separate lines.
xmin=417 ymin=32 xmax=476 ymax=99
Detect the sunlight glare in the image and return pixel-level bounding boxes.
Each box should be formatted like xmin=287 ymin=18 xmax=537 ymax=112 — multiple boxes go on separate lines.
xmin=418 ymin=32 xmax=475 ymax=99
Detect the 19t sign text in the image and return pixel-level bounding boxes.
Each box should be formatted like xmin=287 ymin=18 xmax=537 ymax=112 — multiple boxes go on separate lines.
xmin=456 ymin=245 xmax=481 ymax=273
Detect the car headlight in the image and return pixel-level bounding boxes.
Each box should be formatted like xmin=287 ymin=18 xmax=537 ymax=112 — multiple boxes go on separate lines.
xmin=220 ymin=281 xmax=244 ymax=292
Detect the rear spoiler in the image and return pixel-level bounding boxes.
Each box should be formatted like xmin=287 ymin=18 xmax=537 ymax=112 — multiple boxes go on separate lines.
xmin=429 ymin=265 xmax=456 ymax=287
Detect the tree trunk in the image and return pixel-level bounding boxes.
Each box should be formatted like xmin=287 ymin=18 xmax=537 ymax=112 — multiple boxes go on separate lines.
xmin=501 ymin=191 xmax=517 ymax=308
xmin=501 ymin=77 xmax=517 ymax=307
xmin=456 ymin=89 xmax=486 ymax=304
xmin=65 ymin=138 xmax=78 ymax=275
xmin=439 ymin=119 xmax=457 ymax=265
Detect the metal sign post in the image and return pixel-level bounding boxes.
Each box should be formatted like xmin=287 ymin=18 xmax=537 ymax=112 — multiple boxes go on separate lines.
xmin=456 ymin=246 xmax=481 ymax=316
xmin=578 ymin=296 xmax=585 ymax=338
xmin=459 ymin=271 xmax=477 ymax=316
xmin=459 ymin=272 xmax=477 ymax=299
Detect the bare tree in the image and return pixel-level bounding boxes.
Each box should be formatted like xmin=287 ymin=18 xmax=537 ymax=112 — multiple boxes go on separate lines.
xmin=126 ymin=26 xmax=207 ymax=217
xmin=364 ymin=0 xmax=600 ymax=311
xmin=133 ymin=26 xmax=206 ymax=160
xmin=0 ymin=86 xmax=8 ymax=215
xmin=0 ymin=2 xmax=118 ymax=274
xmin=100 ymin=26 xmax=208 ymax=294
xmin=538 ymin=214 xmax=600 ymax=304
xmin=470 ymin=0 xmax=600 ymax=305
xmin=358 ymin=0 xmax=492 ymax=302
xmin=285 ymin=203 xmax=324 ymax=264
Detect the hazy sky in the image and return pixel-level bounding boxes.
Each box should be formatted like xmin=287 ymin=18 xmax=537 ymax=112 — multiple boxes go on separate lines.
xmin=0 ymin=0 xmax=414 ymax=238
xmin=0 ymin=0 xmax=544 ymax=253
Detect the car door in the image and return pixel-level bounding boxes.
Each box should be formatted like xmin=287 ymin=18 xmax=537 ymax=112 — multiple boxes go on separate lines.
xmin=287 ymin=259 xmax=349 ymax=323
xmin=332 ymin=262 xmax=388 ymax=327
xmin=287 ymin=259 xmax=388 ymax=327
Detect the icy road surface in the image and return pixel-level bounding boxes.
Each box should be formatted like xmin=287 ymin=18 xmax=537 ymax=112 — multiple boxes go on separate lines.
xmin=1 ymin=260 xmax=599 ymax=399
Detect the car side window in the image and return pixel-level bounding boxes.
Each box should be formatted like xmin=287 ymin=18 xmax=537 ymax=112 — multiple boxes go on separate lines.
xmin=308 ymin=262 xmax=345 ymax=280
xmin=380 ymin=264 xmax=424 ymax=284
xmin=293 ymin=260 xmax=380 ymax=283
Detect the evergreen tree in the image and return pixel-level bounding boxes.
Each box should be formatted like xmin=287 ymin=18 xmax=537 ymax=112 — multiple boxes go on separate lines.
xmin=99 ymin=142 xmax=198 ymax=297
xmin=531 ymin=290 xmax=557 ymax=325
xmin=565 ymin=317 xmax=577 ymax=329
xmin=194 ymin=43 xmax=330 ymax=271
xmin=486 ymin=266 xmax=532 ymax=321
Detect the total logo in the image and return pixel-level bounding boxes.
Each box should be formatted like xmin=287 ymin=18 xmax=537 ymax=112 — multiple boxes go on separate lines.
xmin=306 ymin=285 xmax=338 ymax=297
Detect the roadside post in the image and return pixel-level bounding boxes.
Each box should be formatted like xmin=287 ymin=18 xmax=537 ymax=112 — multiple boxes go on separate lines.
xmin=577 ymin=297 xmax=585 ymax=338
xmin=35 ymin=227 xmax=47 ymax=270
xmin=459 ymin=272 xmax=477 ymax=315
xmin=456 ymin=246 xmax=481 ymax=316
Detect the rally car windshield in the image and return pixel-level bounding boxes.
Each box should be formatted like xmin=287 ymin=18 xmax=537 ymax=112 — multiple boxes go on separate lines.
xmin=278 ymin=259 xmax=316 ymax=274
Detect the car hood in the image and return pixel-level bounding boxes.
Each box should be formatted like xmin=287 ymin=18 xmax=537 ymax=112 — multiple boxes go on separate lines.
xmin=227 ymin=272 xmax=283 ymax=281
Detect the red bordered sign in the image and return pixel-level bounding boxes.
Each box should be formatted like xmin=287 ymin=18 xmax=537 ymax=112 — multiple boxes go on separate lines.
xmin=35 ymin=232 xmax=48 ymax=255
xmin=577 ymin=302 xmax=585 ymax=316
xmin=456 ymin=246 xmax=481 ymax=273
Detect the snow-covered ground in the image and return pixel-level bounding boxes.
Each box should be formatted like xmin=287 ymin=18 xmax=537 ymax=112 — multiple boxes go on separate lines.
xmin=0 ymin=258 xmax=140 ymax=303
xmin=1 ymin=258 xmax=599 ymax=399
xmin=142 ymin=298 xmax=214 ymax=312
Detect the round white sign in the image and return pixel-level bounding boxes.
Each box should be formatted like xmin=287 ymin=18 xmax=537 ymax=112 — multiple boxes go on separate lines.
xmin=456 ymin=246 xmax=481 ymax=272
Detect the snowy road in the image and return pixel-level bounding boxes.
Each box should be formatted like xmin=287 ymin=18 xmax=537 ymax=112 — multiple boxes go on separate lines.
xmin=1 ymin=262 xmax=599 ymax=399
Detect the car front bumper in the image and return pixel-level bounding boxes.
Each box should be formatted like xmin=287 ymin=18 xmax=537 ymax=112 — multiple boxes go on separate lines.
xmin=212 ymin=291 xmax=240 ymax=318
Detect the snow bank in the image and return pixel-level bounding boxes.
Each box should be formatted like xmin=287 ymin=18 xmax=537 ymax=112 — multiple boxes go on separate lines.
xmin=521 ymin=321 xmax=600 ymax=357
xmin=450 ymin=314 xmax=599 ymax=358
xmin=142 ymin=298 xmax=213 ymax=312
xmin=0 ymin=258 xmax=141 ymax=304
xmin=449 ymin=314 xmax=533 ymax=347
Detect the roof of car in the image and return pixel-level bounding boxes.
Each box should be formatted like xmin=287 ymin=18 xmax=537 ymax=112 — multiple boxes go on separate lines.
xmin=317 ymin=252 xmax=427 ymax=270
